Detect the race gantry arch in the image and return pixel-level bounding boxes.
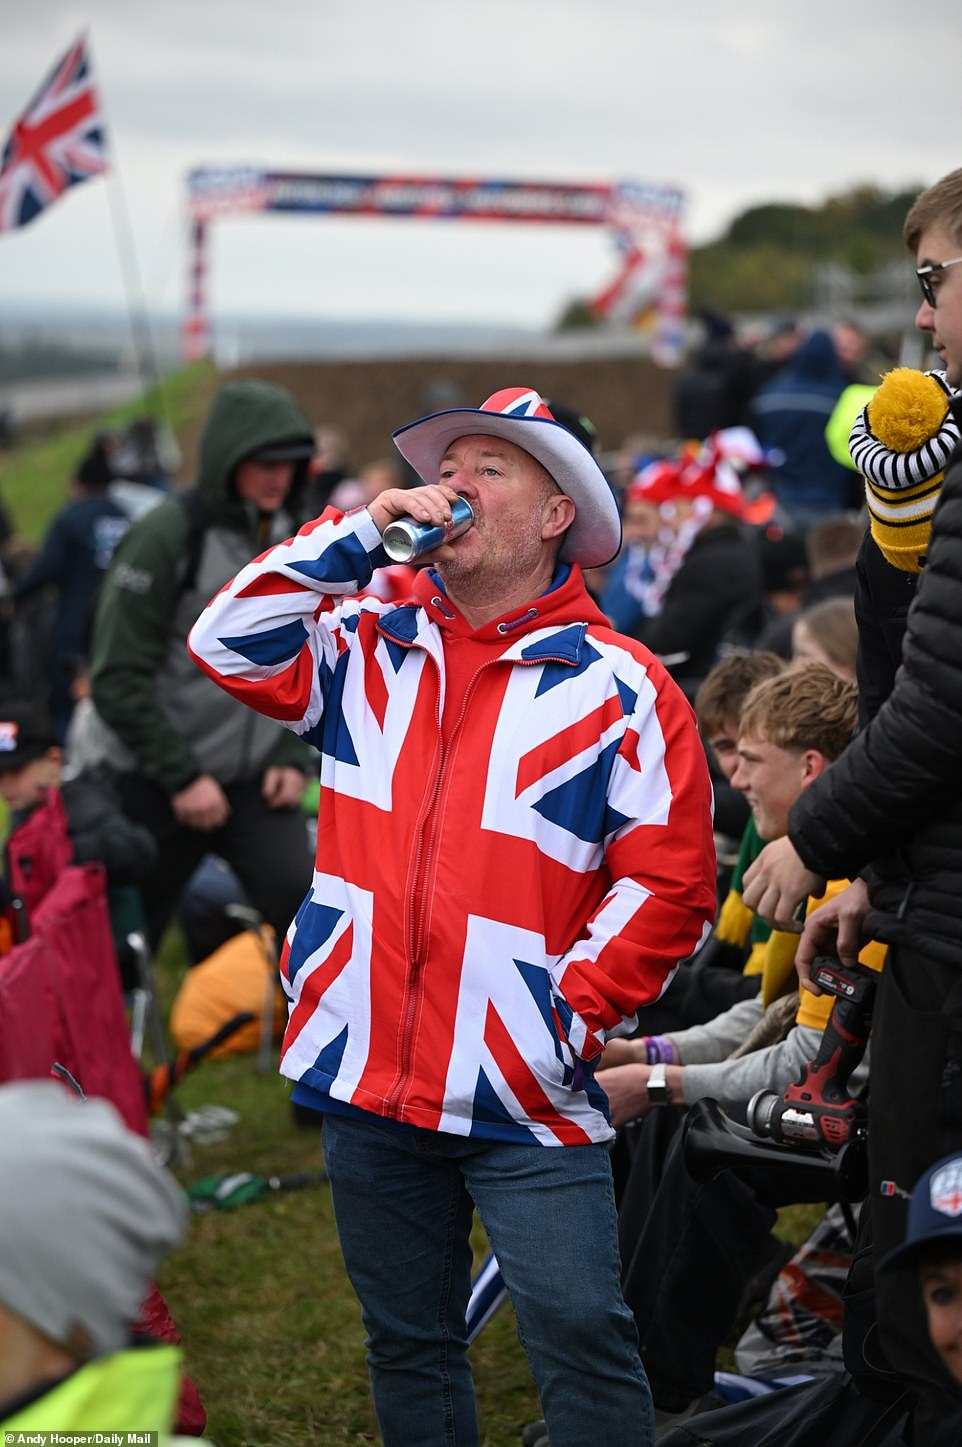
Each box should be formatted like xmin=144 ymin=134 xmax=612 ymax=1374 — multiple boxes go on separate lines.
xmin=183 ymin=167 xmax=687 ymax=363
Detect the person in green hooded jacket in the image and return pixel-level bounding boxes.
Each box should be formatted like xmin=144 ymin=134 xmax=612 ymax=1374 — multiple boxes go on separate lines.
xmin=88 ymin=379 xmax=317 ymax=953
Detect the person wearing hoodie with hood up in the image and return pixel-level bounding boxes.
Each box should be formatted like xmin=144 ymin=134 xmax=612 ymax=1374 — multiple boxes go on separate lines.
xmin=750 ymin=328 xmax=855 ymax=526
xmin=88 ymin=379 xmax=317 ymax=954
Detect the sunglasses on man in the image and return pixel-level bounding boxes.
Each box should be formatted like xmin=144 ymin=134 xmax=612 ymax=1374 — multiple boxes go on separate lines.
xmin=916 ymin=256 xmax=962 ymax=308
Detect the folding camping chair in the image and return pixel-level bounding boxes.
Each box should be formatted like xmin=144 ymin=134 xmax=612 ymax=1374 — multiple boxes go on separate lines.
xmin=223 ymin=902 xmax=281 ymax=1073
xmin=126 ymin=928 xmax=189 ymax=1166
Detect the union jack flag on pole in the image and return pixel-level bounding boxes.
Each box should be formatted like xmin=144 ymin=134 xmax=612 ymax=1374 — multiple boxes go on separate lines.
xmin=0 ymin=34 xmax=108 ymax=234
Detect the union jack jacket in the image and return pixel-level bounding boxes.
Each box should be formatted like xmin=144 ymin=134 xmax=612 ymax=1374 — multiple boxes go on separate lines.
xmin=188 ymin=507 xmax=716 ymax=1145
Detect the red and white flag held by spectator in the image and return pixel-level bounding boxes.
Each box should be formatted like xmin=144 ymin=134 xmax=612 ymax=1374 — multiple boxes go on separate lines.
xmin=0 ymin=34 xmax=108 ymax=234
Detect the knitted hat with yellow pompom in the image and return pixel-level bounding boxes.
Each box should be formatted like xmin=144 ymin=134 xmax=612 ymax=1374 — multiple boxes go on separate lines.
xmin=848 ymin=368 xmax=960 ymax=572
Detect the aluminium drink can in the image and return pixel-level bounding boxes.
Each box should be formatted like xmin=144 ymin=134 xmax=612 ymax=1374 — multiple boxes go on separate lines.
xmin=381 ymin=495 xmax=475 ymax=563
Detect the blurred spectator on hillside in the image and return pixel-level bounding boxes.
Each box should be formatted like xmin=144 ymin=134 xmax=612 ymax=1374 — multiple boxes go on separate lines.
xmin=822 ymin=322 xmax=881 ymax=512
xmin=88 ymin=379 xmax=317 ymax=956
xmin=304 ymin=423 xmax=351 ymax=516
xmin=761 ymin=529 xmax=813 ymax=612
xmin=113 ymin=416 xmax=178 ymax=489
xmin=833 ymin=318 xmax=872 ymax=385
xmin=392 ymin=377 xmax=469 ymax=491
xmin=721 ymin=526 xmax=810 ymax=655
xmin=599 ymin=461 xmax=674 ymax=632
xmin=748 ymin=315 xmax=803 ymax=391
xmin=542 ymin=397 xmax=600 ymax=456
xmin=791 ymin=595 xmax=859 ymax=681
xmin=750 ymin=329 xmax=853 ymax=525
xmin=754 ymin=515 xmax=863 ymax=657
xmin=607 ymin=433 xmax=670 ymax=496
xmin=803 ymin=515 xmax=864 ymax=598
xmin=629 ymin=450 xmax=763 ymax=697
xmin=420 ymin=376 xmax=465 ymax=413
xmin=672 ymin=310 xmax=757 ymax=440
xmin=12 ymin=436 xmax=130 ymax=741
xmin=736 ymin=317 xmax=804 ymax=423
xmin=329 ymin=456 xmax=407 ymax=512
xmin=358 ymin=456 xmax=406 ymax=502
xmin=107 ymin=416 xmax=179 ymax=523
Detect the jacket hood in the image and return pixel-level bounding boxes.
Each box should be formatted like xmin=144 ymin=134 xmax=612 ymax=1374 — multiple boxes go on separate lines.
xmin=195 ymin=381 xmax=314 ymax=518
xmin=786 ymin=329 xmax=845 ymax=384
xmin=412 ymin=561 xmax=610 ymax=641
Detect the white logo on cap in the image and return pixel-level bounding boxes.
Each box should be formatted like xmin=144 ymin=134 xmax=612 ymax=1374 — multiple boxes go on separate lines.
xmin=931 ymin=1160 xmax=962 ymax=1218
xmin=0 ymin=722 xmax=19 ymax=753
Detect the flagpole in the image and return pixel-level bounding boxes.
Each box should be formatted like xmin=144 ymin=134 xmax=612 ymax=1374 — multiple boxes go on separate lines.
xmin=105 ymin=165 xmax=170 ymax=424
xmin=89 ymin=21 xmax=170 ymax=428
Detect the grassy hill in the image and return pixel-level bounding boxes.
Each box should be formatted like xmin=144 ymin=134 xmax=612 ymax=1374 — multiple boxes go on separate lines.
xmin=0 ymin=362 xmax=217 ymax=544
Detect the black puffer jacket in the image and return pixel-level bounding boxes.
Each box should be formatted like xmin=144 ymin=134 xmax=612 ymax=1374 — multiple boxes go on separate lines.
xmin=789 ymin=445 xmax=962 ymax=966
xmin=853 ymin=529 xmax=918 ymax=725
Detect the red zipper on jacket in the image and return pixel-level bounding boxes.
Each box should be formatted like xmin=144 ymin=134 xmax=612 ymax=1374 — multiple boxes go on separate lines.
xmin=385 ymin=653 xmax=478 ymax=1118
xmin=384 ymin=645 xmax=579 ymax=1119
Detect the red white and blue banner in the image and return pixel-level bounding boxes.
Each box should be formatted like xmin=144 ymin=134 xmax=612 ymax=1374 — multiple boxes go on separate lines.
xmin=183 ymin=167 xmax=688 ymax=364
xmin=186 ymin=167 xmax=683 ymax=228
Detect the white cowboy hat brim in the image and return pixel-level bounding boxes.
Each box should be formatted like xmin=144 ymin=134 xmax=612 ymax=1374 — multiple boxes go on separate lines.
xmin=392 ymin=408 xmax=622 ymax=568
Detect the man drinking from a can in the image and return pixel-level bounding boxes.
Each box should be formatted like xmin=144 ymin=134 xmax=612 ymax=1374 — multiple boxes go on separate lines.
xmin=188 ymin=386 xmax=716 ymax=1447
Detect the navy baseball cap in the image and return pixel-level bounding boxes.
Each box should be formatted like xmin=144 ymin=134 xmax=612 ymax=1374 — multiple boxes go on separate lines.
xmin=881 ymin=1150 xmax=962 ymax=1270
xmin=0 ymin=700 xmax=57 ymax=772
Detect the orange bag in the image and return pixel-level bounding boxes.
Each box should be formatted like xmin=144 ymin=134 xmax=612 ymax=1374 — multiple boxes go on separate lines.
xmin=170 ymin=925 xmax=286 ymax=1057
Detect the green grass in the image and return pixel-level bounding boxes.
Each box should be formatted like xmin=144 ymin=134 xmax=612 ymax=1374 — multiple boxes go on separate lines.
xmin=0 ymin=361 xmax=216 ymax=543
xmin=156 ymin=1066 xmax=543 ymax=1447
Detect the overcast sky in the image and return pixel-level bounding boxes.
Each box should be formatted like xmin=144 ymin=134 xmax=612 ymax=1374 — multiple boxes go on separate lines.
xmin=1 ymin=1 xmax=960 ymax=331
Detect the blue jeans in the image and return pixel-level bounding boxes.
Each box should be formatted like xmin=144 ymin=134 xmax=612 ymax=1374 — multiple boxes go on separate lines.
xmin=322 ymin=1112 xmax=653 ymax=1447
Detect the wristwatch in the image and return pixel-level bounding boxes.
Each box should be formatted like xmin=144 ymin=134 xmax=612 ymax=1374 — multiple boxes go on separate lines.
xmin=646 ymin=1062 xmax=672 ymax=1106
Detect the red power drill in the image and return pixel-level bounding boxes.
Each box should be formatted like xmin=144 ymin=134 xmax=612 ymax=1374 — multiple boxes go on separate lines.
xmin=746 ymin=956 xmax=878 ymax=1150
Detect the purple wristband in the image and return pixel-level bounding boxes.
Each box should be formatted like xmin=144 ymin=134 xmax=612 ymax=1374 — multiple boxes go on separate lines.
xmin=644 ymin=1035 xmax=675 ymax=1064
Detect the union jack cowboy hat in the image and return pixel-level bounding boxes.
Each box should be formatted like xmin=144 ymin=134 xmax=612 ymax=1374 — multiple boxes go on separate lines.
xmin=392 ymin=386 xmax=622 ymax=568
